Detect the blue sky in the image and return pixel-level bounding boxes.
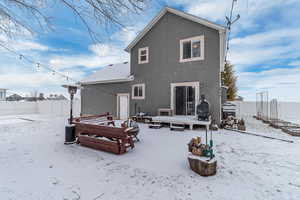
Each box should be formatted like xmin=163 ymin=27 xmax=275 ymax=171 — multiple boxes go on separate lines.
xmin=0 ymin=0 xmax=300 ymax=101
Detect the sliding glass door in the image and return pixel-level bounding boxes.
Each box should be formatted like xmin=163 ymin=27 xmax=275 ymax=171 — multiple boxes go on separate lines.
xmin=174 ymin=86 xmax=195 ymax=115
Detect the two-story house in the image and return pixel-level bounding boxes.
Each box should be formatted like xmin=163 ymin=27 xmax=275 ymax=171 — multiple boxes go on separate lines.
xmin=81 ymin=7 xmax=227 ymax=124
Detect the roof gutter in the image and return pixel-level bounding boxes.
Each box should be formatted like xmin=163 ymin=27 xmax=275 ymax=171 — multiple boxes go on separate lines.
xmin=81 ymin=76 xmax=134 ymax=85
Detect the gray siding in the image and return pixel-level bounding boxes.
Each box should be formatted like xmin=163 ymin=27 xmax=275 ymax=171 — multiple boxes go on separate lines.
xmin=130 ymin=12 xmax=221 ymax=123
xmin=82 ymin=12 xmax=221 ymax=123
xmin=81 ymin=82 xmax=131 ymax=116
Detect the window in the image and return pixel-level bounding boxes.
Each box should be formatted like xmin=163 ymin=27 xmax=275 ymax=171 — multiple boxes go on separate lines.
xmin=132 ymin=84 xmax=145 ymax=99
xmin=138 ymin=47 xmax=149 ymax=64
xmin=180 ymin=35 xmax=204 ymax=62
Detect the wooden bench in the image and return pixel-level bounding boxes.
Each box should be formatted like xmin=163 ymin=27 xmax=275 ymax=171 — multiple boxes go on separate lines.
xmin=73 ymin=114 xmax=134 ymax=154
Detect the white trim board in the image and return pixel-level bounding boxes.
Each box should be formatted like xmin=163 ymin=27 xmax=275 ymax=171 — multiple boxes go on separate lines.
xmin=81 ymin=76 xmax=134 ymax=85
xmin=170 ymin=81 xmax=200 ymax=116
xmin=125 ymin=7 xmax=226 ymax=52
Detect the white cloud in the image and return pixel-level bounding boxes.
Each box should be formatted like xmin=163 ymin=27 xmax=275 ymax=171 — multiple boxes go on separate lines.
xmin=11 ymin=40 xmax=49 ymax=51
xmin=0 ymin=72 xmax=60 ymax=88
xmin=174 ymin=0 xmax=299 ymax=30
xmin=49 ymin=43 xmax=129 ymax=69
xmin=0 ymin=50 xmax=85 ymax=98
xmin=0 ymin=68 xmax=84 ymax=88
xmin=237 ymin=67 xmax=300 ymax=101
xmin=0 ymin=34 xmax=49 ymax=51
xmin=111 ymin=27 xmax=140 ymax=46
xmin=288 ymin=61 xmax=300 ymax=67
xmin=49 ymin=26 xmax=137 ymax=70
xmin=186 ymin=0 xmax=230 ymax=22
xmin=228 ymin=27 xmax=300 ymax=71
xmin=0 ymin=28 xmax=132 ymax=96
xmin=230 ymin=28 xmax=300 ymax=47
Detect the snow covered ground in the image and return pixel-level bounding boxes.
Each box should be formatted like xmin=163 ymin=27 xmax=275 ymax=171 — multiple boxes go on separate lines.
xmin=0 ymin=115 xmax=300 ymax=200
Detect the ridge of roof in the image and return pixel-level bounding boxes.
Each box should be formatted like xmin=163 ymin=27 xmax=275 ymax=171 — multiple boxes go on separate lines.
xmin=125 ymin=7 xmax=226 ymax=52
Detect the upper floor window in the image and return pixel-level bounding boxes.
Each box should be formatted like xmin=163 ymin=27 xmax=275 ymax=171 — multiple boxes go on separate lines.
xmin=138 ymin=47 xmax=149 ymax=64
xmin=180 ymin=35 xmax=204 ymax=62
xmin=132 ymin=83 xmax=145 ymax=99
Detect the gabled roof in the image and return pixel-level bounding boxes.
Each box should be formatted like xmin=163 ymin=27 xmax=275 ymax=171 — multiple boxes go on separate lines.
xmin=81 ymin=62 xmax=133 ymax=85
xmin=125 ymin=7 xmax=227 ymax=52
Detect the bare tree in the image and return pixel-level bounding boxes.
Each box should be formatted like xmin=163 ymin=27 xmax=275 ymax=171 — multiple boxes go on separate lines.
xmin=0 ymin=0 xmax=149 ymax=42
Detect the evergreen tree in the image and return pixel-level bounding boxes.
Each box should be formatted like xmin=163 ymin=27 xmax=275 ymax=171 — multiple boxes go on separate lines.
xmin=222 ymin=61 xmax=238 ymax=101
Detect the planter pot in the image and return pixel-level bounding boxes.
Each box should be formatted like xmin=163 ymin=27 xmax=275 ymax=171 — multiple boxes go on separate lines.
xmin=188 ymin=153 xmax=217 ymax=176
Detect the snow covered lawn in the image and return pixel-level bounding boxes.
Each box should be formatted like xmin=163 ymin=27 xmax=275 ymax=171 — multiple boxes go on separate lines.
xmin=0 ymin=115 xmax=300 ymax=200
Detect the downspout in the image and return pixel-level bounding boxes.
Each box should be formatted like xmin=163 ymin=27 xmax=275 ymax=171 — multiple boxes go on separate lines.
xmin=219 ymin=29 xmax=228 ymax=123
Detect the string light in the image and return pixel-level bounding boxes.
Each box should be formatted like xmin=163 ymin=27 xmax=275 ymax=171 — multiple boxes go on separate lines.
xmin=0 ymin=43 xmax=80 ymax=85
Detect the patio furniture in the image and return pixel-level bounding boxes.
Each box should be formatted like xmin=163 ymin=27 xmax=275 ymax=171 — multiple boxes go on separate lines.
xmin=157 ymin=108 xmax=173 ymax=116
xmin=72 ymin=114 xmax=134 ymax=154
xmin=74 ymin=113 xmax=115 ymax=126
xmin=122 ymin=119 xmax=140 ymax=141
xmin=132 ymin=113 xmax=152 ymax=123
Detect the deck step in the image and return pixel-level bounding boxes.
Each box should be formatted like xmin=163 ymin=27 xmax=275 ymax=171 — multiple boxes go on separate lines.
xmin=170 ymin=124 xmax=185 ymax=131
xmin=149 ymin=123 xmax=162 ymax=129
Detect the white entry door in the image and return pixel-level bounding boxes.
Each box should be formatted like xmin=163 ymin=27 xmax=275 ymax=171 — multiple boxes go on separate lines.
xmin=117 ymin=94 xmax=129 ymax=120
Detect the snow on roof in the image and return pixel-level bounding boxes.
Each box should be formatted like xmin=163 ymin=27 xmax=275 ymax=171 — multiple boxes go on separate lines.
xmin=81 ymin=62 xmax=133 ymax=85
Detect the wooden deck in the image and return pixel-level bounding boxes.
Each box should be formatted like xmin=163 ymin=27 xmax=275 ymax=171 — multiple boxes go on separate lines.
xmin=151 ymin=116 xmax=211 ymax=130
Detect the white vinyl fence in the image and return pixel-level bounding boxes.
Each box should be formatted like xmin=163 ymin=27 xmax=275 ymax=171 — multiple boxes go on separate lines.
xmin=233 ymin=101 xmax=300 ymax=124
xmin=0 ymin=100 xmax=81 ymax=117
xmin=0 ymin=100 xmax=299 ymax=124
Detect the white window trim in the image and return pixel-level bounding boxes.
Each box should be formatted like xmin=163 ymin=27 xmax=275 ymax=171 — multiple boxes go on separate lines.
xmin=138 ymin=47 xmax=149 ymax=64
xmin=132 ymin=83 xmax=145 ymax=100
xmin=170 ymin=81 xmax=200 ymax=116
xmin=179 ymin=35 xmax=204 ymax=63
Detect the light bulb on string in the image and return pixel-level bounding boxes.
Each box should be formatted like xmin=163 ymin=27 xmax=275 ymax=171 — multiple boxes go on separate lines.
xmin=0 ymin=43 xmax=81 ymax=84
